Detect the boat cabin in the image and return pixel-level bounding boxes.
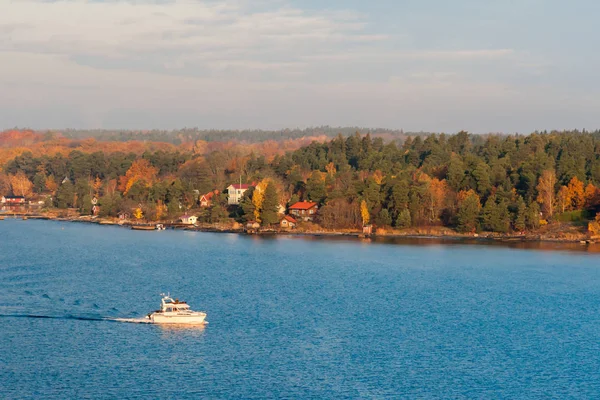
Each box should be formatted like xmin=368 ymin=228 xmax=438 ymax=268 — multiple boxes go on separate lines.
xmin=161 ymin=295 xmax=190 ymax=313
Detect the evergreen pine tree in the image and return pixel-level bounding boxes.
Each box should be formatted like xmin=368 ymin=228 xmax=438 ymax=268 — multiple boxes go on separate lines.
xmin=375 ymin=209 xmax=392 ymax=227
xmin=514 ymin=196 xmax=527 ymax=232
xmin=526 ymin=201 xmax=541 ymax=229
xmin=482 ymin=195 xmax=497 ymax=231
xmin=395 ymin=208 xmax=412 ymax=228
xmin=456 ymin=192 xmax=480 ymax=232
xmin=260 ymin=182 xmax=280 ymax=226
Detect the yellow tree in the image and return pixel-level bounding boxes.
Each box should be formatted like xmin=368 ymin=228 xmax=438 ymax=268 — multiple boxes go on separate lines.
xmin=428 ymin=178 xmax=449 ymax=222
xmin=556 ymin=186 xmax=571 ymax=213
xmin=92 ymin=177 xmax=103 ymax=197
xmin=360 ymin=200 xmax=370 ymax=226
xmin=133 ymin=207 xmax=143 ymax=220
xmin=10 ymin=171 xmax=33 ymax=198
xmin=372 ymin=170 xmax=384 ymax=185
xmin=588 ymin=213 xmax=600 ymax=236
xmin=252 ymin=179 xmax=270 ymax=222
xmin=566 ymin=177 xmax=585 ymax=210
xmin=325 ymin=162 xmax=336 ymax=176
xmin=536 ymin=170 xmax=556 ymax=218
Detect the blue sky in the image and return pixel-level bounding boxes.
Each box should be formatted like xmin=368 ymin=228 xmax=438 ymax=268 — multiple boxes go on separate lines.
xmin=1 ymin=0 xmax=599 ymax=133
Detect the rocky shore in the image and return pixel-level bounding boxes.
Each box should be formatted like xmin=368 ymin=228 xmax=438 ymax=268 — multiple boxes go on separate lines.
xmin=3 ymin=209 xmax=598 ymax=248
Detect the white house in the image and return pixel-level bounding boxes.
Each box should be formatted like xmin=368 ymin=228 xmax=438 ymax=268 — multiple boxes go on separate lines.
xmin=227 ymin=183 xmax=252 ymax=205
xmin=180 ymin=214 xmax=198 ymax=225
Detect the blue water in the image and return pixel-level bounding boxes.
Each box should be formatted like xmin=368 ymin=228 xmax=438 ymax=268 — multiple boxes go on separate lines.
xmin=1 ymin=220 xmax=600 ymax=398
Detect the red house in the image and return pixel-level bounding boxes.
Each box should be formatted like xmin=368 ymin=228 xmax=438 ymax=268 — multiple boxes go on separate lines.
xmin=280 ymin=215 xmax=297 ymax=229
xmin=1 ymin=196 xmax=26 ymax=204
xmin=288 ymin=201 xmax=318 ymax=221
xmin=200 ymin=190 xmax=219 ymax=207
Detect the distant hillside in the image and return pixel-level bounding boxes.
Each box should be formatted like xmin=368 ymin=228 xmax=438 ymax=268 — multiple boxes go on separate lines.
xmin=53 ymin=126 xmax=423 ymax=145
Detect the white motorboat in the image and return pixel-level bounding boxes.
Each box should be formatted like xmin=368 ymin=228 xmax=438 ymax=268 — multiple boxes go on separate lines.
xmin=146 ymin=294 xmax=207 ymax=324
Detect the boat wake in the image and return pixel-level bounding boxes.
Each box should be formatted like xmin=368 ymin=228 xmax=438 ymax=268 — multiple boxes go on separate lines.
xmin=0 ymin=313 xmax=109 ymax=322
xmin=0 ymin=314 xmax=152 ymax=324
xmin=111 ymin=317 xmax=152 ymax=324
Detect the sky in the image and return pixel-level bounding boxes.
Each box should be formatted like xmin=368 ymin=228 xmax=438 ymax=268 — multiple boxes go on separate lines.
xmin=1 ymin=0 xmax=599 ymax=133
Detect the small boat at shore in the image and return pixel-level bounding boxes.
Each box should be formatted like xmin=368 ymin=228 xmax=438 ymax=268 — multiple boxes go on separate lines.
xmin=131 ymin=225 xmax=156 ymax=231
xmin=146 ymin=294 xmax=207 ymax=324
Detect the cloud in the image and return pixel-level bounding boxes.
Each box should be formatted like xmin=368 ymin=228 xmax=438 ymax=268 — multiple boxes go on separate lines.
xmin=3 ymin=0 xmax=593 ymax=132
xmin=1 ymin=0 xmax=384 ymax=78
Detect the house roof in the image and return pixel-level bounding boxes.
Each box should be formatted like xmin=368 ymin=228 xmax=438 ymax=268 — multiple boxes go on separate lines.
xmin=289 ymin=201 xmax=318 ymax=210
xmin=201 ymin=192 xmax=214 ymax=201
xmin=282 ymin=215 xmax=297 ymax=223
xmin=4 ymin=195 xmax=25 ymax=199
xmin=229 ymin=184 xmax=252 ymax=190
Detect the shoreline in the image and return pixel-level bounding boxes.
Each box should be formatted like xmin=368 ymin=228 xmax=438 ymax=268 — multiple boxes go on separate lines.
xmin=3 ymin=211 xmax=598 ymax=247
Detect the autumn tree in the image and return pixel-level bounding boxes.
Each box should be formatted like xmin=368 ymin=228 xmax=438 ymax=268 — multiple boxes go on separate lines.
xmin=252 ymin=179 xmax=269 ymax=223
xmin=584 ymin=183 xmax=600 ymax=208
xmin=9 ymin=171 xmax=33 ymax=198
xmin=536 ymin=170 xmax=556 ymax=218
xmin=0 ymin=173 xmax=11 ymax=195
xmin=566 ymin=176 xmax=585 ymax=210
xmin=360 ymin=199 xmax=370 ymax=226
xmin=588 ymin=213 xmax=600 ymax=236
xmin=557 ymin=186 xmax=571 ymax=213
xmin=119 ymin=159 xmax=158 ymax=195
xmin=45 ymin=175 xmax=58 ymax=194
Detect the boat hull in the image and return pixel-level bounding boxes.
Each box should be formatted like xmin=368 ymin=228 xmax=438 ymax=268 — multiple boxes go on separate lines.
xmin=148 ymin=312 xmax=206 ymax=325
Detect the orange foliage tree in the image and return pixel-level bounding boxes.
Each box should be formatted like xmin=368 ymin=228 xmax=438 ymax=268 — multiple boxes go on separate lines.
xmin=45 ymin=175 xmax=58 ymax=194
xmin=118 ymin=159 xmax=158 ymax=194
xmin=584 ymin=183 xmax=600 ymax=208
xmin=566 ymin=177 xmax=585 ymax=210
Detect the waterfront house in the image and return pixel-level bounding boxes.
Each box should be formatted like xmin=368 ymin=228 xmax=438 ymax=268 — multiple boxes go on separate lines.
xmin=280 ymin=215 xmax=297 ymax=229
xmin=1 ymin=196 xmax=26 ymax=204
xmin=288 ymin=201 xmax=318 ymax=221
xmin=180 ymin=214 xmax=198 ymax=225
xmin=118 ymin=211 xmax=130 ymax=220
xmin=227 ymin=184 xmax=252 ymax=205
xmin=200 ymin=190 xmax=219 ymax=207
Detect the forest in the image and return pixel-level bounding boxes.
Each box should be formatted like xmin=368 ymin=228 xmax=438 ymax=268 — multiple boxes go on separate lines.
xmin=2 ymin=129 xmax=600 ymax=234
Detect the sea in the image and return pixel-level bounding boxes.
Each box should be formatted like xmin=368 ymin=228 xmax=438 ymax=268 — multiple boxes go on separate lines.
xmin=1 ymin=219 xmax=600 ymax=398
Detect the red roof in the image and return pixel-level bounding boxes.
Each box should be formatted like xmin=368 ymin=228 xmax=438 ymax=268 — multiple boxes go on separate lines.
xmin=201 ymin=192 xmax=214 ymax=201
xmin=282 ymin=215 xmax=297 ymax=223
xmin=289 ymin=201 xmax=318 ymax=210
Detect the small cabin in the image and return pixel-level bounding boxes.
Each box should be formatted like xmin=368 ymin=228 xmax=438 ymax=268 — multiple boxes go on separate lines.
xmin=180 ymin=214 xmax=198 ymax=225
xmin=280 ymin=215 xmax=297 ymax=229
xmin=118 ymin=211 xmax=130 ymax=220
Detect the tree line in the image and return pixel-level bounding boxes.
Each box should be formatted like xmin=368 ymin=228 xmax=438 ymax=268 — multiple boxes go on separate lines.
xmin=2 ymin=130 xmax=600 ymax=232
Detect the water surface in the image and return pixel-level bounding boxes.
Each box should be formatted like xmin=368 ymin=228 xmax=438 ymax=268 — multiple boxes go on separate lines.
xmin=1 ymin=220 xmax=600 ymax=398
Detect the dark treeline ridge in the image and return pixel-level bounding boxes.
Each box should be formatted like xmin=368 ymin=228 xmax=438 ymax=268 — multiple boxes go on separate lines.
xmin=2 ymin=130 xmax=600 ymax=233
xmin=55 ymin=126 xmax=420 ymax=144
